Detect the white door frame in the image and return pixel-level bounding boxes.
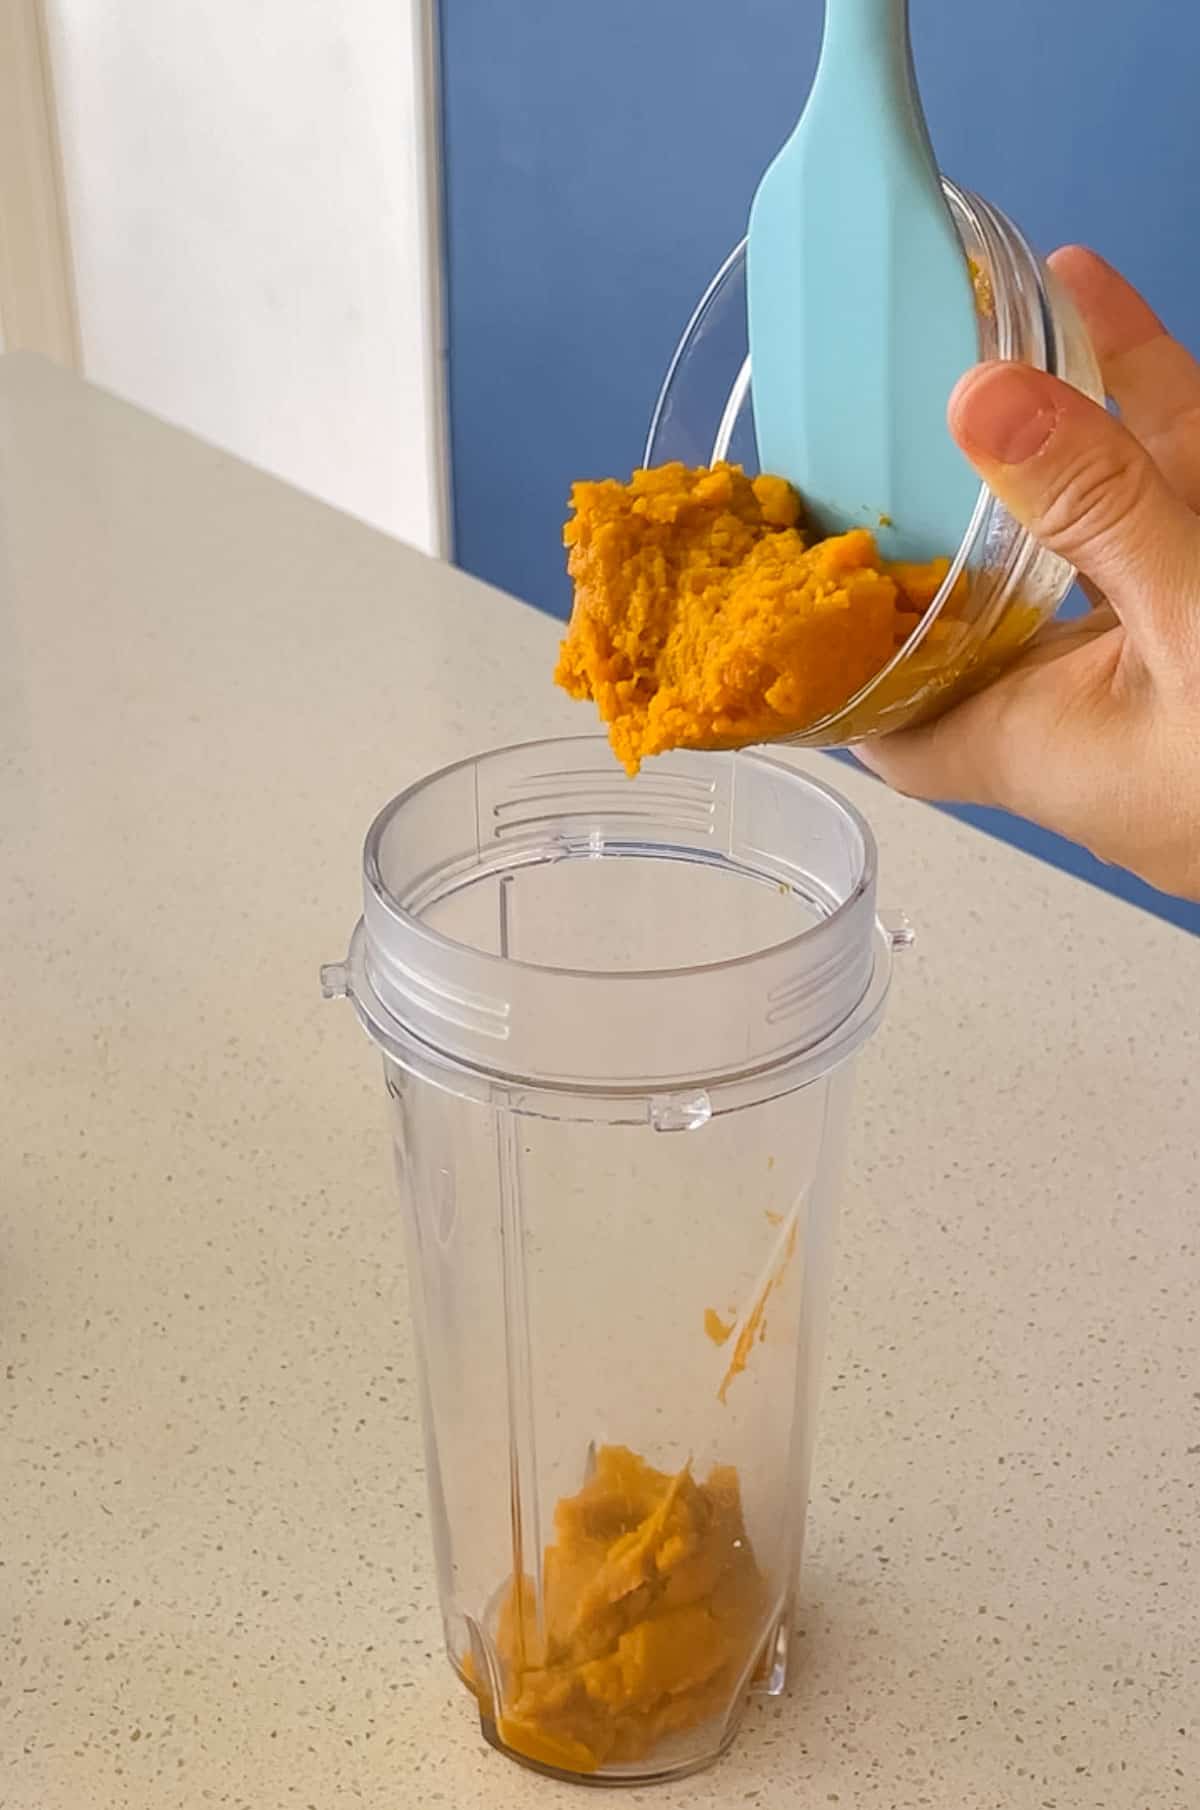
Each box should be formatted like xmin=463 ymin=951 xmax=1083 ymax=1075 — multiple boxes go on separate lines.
xmin=0 ymin=0 xmax=79 ymax=365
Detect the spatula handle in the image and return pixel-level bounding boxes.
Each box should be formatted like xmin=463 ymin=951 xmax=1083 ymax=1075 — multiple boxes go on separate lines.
xmin=811 ymin=0 xmax=927 ymax=146
xmin=821 ymin=0 xmax=910 ymax=54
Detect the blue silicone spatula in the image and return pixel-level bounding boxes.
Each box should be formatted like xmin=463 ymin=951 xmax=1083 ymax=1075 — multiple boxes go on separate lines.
xmin=747 ymin=0 xmax=980 ymax=562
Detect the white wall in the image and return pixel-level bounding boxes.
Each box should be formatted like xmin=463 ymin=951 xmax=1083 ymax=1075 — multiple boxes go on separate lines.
xmin=45 ymin=1 xmax=445 ymax=554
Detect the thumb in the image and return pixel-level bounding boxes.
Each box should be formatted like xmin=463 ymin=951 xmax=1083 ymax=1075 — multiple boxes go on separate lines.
xmin=949 ymin=361 xmax=1200 ymax=659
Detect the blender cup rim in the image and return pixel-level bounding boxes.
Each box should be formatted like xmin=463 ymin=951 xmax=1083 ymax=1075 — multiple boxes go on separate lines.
xmin=327 ymin=737 xmax=900 ymax=1100
xmin=362 ymin=736 xmax=878 ymax=986
xmin=337 ymin=909 xmax=896 ymax=1110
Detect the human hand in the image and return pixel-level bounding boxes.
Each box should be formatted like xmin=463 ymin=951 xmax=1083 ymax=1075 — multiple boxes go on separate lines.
xmin=859 ymin=247 xmax=1200 ymax=902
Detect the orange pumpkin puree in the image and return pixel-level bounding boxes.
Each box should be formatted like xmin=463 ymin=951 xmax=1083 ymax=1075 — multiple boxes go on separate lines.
xmin=714 ymin=1217 xmax=798 ymax=1406
xmin=470 ymin=1444 xmax=769 ymax=1774
xmin=555 ymin=461 xmax=950 ymax=775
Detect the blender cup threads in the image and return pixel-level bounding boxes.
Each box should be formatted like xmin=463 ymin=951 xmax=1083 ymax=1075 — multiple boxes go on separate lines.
xmin=646 ymin=179 xmax=1104 ymax=745
xmin=325 ymin=737 xmax=904 ymax=1785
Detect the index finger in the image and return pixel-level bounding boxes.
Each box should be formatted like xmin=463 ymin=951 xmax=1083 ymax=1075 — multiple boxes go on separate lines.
xmin=1049 ymin=246 xmax=1200 ymax=512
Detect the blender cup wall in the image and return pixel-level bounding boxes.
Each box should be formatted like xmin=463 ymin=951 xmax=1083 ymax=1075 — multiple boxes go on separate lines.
xmin=388 ymin=1047 xmax=856 ymax=1781
xmin=324 ymin=738 xmax=902 ymax=1785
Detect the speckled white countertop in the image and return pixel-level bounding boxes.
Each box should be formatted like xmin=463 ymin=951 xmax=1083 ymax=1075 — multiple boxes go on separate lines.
xmin=2 ymin=353 xmax=1198 ymax=1810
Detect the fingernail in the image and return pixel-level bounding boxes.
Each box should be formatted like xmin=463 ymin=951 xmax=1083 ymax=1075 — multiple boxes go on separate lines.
xmin=950 ymin=363 xmax=1060 ymax=465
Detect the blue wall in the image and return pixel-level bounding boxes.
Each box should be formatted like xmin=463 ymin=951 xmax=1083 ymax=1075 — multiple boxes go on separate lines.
xmin=438 ymin=0 xmax=1200 ymax=934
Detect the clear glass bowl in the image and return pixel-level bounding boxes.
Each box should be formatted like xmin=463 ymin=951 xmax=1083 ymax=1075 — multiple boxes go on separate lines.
xmin=644 ymin=180 xmax=1104 ymax=744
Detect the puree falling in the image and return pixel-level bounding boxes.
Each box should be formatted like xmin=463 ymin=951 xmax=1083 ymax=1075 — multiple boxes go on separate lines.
xmin=555 ymin=461 xmax=950 ymax=773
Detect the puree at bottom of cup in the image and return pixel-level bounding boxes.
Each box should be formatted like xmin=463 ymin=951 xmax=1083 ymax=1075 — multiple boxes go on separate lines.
xmin=466 ymin=1443 xmax=769 ymax=1775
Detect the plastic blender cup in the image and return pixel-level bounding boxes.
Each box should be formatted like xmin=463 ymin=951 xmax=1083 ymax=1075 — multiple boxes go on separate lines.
xmin=322 ymin=735 xmax=906 ymax=1786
